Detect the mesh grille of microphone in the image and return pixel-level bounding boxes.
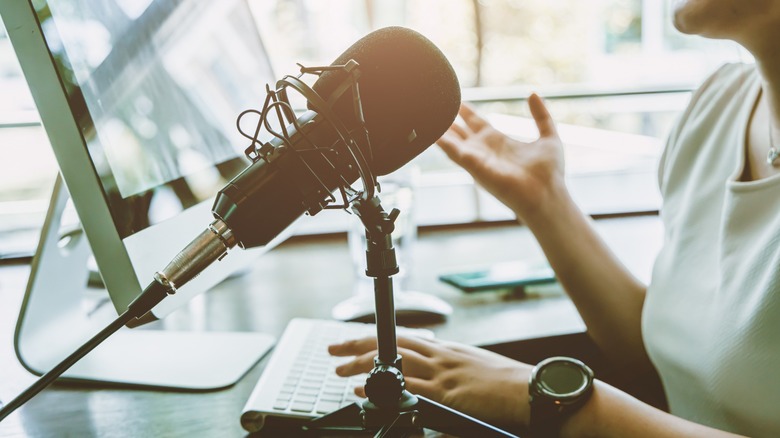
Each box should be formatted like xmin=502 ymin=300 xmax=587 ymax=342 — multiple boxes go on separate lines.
xmin=311 ymin=26 xmax=461 ymax=176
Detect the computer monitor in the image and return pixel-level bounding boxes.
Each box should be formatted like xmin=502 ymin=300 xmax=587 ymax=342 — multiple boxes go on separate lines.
xmin=3 ymin=0 xmax=293 ymax=388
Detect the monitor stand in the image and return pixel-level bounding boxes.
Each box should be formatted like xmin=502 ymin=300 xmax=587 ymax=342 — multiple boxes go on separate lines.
xmin=13 ymin=176 xmax=274 ymax=390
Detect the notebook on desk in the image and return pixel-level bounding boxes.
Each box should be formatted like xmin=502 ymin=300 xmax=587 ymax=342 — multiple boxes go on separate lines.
xmin=240 ymin=318 xmax=433 ymax=433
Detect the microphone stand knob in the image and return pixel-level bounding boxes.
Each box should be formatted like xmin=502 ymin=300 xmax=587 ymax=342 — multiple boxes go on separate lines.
xmin=364 ymin=365 xmax=405 ymax=408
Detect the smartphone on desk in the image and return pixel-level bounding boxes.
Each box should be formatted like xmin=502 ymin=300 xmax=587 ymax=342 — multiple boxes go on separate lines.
xmin=439 ymin=259 xmax=556 ymax=293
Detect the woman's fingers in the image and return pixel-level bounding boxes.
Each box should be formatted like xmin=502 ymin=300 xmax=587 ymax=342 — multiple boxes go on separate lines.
xmin=459 ymin=103 xmax=489 ymax=133
xmin=328 ymin=336 xmax=376 ymax=356
xmin=402 ymin=376 xmax=442 ymax=400
xmin=528 ymin=93 xmax=557 ymax=138
xmin=435 ymin=131 xmax=463 ymax=158
xmin=335 ymin=350 xmax=375 ymax=376
xmin=330 ymin=335 xmax=436 ymax=358
xmin=335 ymin=345 xmax=437 ymax=379
xmin=396 ymin=336 xmax=438 ymax=357
xmin=351 ymin=375 xmax=441 ymax=400
xmin=348 ymin=377 xmax=441 ymax=402
xmin=437 ymin=136 xmax=488 ymax=171
xmin=393 ymin=347 xmax=437 ymax=379
xmin=450 ymin=122 xmax=469 ymax=139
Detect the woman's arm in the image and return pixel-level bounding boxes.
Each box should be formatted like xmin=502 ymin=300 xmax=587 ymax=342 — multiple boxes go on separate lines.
xmin=522 ymin=178 xmax=649 ymax=368
xmin=565 ymin=381 xmax=744 ymax=438
xmin=330 ymin=336 xmax=746 ymax=438
xmin=436 ymin=96 xmax=648 ymax=367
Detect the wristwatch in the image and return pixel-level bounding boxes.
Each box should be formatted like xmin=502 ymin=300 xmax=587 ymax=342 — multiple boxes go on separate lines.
xmin=528 ymin=356 xmax=594 ymax=437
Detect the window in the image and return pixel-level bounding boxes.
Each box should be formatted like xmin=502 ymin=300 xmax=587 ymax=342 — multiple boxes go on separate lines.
xmin=0 ymin=1 xmax=750 ymax=252
xmin=247 ymin=0 xmax=747 ymax=230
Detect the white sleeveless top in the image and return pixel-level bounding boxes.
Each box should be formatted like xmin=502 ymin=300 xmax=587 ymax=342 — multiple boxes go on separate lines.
xmin=642 ymin=63 xmax=780 ymax=437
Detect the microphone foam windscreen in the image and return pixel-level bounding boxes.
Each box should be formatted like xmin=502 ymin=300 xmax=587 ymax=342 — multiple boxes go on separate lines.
xmin=312 ymin=26 xmax=461 ymax=176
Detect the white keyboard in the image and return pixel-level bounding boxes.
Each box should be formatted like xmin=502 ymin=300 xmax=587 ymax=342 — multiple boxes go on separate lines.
xmin=240 ymin=318 xmax=433 ymax=433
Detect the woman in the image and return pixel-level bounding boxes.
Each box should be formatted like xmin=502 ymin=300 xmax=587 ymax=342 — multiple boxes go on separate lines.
xmin=329 ymin=1 xmax=780 ymax=436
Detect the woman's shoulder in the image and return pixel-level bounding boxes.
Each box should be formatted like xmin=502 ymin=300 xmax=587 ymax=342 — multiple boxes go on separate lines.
xmin=677 ymin=63 xmax=757 ymax=138
xmin=693 ymin=62 xmax=757 ymax=104
xmin=704 ymin=62 xmax=756 ymax=83
xmin=665 ymin=63 xmax=756 ymax=142
xmin=668 ymin=62 xmax=758 ymax=140
xmin=657 ymin=63 xmax=758 ymax=194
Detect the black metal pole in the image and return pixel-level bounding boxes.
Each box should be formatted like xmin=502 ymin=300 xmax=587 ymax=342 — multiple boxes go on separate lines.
xmin=372 ymin=268 xmax=398 ymax=365
xmin=354 ymin=197 xmax=401 ymax=367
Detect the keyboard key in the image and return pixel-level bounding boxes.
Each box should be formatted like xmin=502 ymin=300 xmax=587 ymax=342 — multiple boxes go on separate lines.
xmin=319 ymin=393 xmax=342 ymax=403
xmin=324 ymin=377 xmax=344 ymax=386
xmin=322 ymin=392 xmax=345 ymax=401
xmin=295 ymin=394 xmax=317 ymax=404
xmin=315 ymin=401 xmax=342 ymax=414
xmin=300 ymin=379 xmax=322 ymax=389
xmin=297 ymin=387 xmax=319 ymax=397
xmin=291 ymin=401 xmax=316 ymax=413
xmin=308 ymin=364 xmax=328 ymax=373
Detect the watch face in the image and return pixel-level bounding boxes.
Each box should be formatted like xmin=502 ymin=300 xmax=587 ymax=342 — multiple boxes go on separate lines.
xmin=538 ymin=361 xmax=589 ymax=397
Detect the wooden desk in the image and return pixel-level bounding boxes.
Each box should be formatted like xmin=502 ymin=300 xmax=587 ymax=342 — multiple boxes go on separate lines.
xmin=0 ymin=216 xmax=662 ymax=437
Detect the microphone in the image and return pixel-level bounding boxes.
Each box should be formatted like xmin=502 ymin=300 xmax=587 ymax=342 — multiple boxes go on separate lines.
xmin=154 ymin=26 xmax=461 ymax=293
xmin=0 ymin=26 xmax=460 ymax=422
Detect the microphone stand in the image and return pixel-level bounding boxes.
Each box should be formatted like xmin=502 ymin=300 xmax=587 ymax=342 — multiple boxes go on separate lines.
xmin=305 ymin=195 xmax=518 ymax=438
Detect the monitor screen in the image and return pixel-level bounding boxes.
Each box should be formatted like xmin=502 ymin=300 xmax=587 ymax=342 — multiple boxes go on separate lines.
xmin=4 ymin=0 xmax=286 ymax=388
xmin=7 ymin=0 xmax=287 ymax=318
xmin=34 ymin=0 xmax=274 ymax=239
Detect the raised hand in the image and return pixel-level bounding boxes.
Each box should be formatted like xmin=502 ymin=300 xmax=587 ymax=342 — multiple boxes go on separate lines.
xmin=435 ymin=94 xmax=565 ymax=220
xmin=329 ymin=335 xmax=531 ymax=430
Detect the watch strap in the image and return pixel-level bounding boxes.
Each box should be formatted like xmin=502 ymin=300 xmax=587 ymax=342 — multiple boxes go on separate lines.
xmin=529 ymin=393 xmax=565 ymax=437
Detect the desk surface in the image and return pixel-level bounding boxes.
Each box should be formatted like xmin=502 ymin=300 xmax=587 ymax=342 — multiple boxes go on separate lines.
xmin=0 ymin=216 xmax=662 ymax=437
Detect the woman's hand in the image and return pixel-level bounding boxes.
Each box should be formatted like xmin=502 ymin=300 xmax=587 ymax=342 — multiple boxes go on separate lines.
xmin=435 ymin=94 xmax=565 ymax=220
xmin=329 ymin=335 xmax=531 ymax=430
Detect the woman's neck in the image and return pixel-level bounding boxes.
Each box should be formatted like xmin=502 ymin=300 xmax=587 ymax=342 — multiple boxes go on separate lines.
xmin=757 ymin=60 xmax=780 ymax=132
xmin=750 ymin=36 xmax=780 ymax=130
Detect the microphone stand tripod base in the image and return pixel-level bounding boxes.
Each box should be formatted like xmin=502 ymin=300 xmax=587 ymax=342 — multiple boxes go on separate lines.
xmin=305 ymin=390 xmax=518 ymax=438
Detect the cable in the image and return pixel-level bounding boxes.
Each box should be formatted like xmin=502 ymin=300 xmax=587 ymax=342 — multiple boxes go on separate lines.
xmin=0 ymin=280 xmax=169 ymax=422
